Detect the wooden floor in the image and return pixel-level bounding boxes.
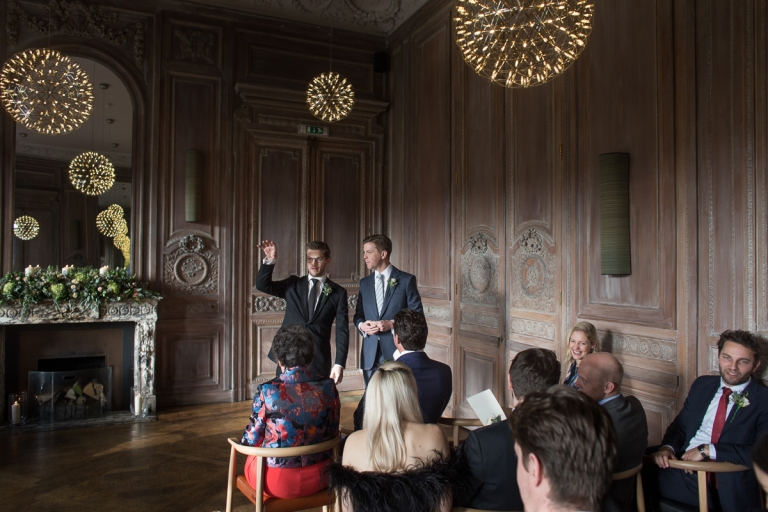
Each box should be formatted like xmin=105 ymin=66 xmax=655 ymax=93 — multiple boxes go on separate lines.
xmin=0 ymin=392 xmax=362 ymax=512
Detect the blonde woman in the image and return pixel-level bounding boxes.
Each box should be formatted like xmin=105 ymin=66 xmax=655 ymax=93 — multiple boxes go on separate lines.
xmin=561 ymin=321 xmax=599 ymax=387
xmin=329 ymin=362 xmax=451 ymax=512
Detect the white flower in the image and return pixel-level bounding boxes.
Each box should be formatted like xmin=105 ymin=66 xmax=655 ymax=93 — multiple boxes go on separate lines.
xmin=99 ymin=266 xmax=110 ymax=276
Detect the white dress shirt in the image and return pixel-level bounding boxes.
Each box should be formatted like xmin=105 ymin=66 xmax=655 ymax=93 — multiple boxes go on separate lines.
xmin=358 ymin=265 xmax=393 ymax=336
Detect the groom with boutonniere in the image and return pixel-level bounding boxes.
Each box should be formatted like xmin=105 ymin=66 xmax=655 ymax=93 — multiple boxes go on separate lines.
xmin=256 ymin=240 xmax=348 ymax=384
xmin=354 ymin=234 xmax=423 ymax=386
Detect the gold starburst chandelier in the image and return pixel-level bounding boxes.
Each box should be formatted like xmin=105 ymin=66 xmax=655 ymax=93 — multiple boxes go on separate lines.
xmin=307 ymin=71 xmax=355 ymax=123
xmin=113 ymin=233 xmax=130 ymax=252
xmin=13 ymin=215 xmax=40 ymax=240
xmin=0 ymin=48 xmax=94 ymax=134
xmin=96 ymin=204 xmax=127 ymax=237
xmin=69 ymin=151 xmax=115 ymax=195
xmin=455 ymin=0 xmax=594 ymax=88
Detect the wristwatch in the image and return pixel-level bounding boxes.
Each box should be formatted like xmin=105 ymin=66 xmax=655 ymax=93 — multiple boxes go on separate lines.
xmin=697 ymin=443 xmax=709 ymax=459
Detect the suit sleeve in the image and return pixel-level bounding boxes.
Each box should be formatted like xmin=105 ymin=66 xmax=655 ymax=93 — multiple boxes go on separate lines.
xmin=255 ymin=262 xmax=291 ymax=298
xmin=241 ymin=385 xmax=267 ymax=447
xmin=334 ymin=287 xmax=350 ymax=367
xmin=353 ymin=280 xmax=367 ymax=328
xmin=406 ymin=274 xmax=424 ymax=314
xmin=453 ymin=431 xmax=483 ymax=507
xmin=660 ymin=382 xmax=697 ymax=454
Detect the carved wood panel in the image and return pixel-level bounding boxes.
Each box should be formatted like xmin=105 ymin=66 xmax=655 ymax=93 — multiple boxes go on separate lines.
xmin=158 ymin=324 xmax=225 ymax=405
xmin=757 ymin=1 xmax=768 ymax=335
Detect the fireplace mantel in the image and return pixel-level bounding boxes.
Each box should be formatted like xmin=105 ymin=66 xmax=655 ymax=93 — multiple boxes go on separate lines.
xmin=0 ymin=299 xmax=159 ymax=422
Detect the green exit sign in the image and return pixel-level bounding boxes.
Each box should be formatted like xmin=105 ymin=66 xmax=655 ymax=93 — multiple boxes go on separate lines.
xmin=300 ymin=124 xmax=328 ymax=136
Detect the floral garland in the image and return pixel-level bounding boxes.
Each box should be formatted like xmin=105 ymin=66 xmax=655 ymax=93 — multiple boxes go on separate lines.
xmin=0 ymin=265 xmax=161 ymax=313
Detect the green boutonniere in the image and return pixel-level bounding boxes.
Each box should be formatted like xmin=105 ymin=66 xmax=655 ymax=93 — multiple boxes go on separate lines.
xmin=322 ymin=283 xmax=332 ymax=297
xmin=730 ymin=391 xmax=750 ymax=422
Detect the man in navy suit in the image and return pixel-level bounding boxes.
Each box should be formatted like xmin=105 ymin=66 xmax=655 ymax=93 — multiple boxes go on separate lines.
xmin=354 ymin=234 xmax=423 ymax=386
xmin=647 ymin=330 xmax=768 ymax=512
xmin=256 ymin=240 xmax=348 ymax=383
xmin=353 ymin=308 xmax=451 ymax=429
xmin=453 ymin=348 xmax=561 ymax=511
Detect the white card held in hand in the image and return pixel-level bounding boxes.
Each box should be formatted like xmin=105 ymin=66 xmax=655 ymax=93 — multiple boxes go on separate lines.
xmin=467 ymin=389 xmax=507 ymax=426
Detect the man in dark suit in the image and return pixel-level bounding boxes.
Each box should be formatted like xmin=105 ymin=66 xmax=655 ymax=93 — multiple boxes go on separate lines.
xmin=256 ymin=240 xmax=348 ymax=383
xmin=453 ymin=348 xmax=561 ymax=511
xmin=647 ymin=330 xmax=768 ymax=512
xmin=353 ymin=308 xmax=451 ymax=429
xmin=353 ymin=234 xmax=423 ymax=386
xmin=574 ymin=352 xmax=648 ymax=511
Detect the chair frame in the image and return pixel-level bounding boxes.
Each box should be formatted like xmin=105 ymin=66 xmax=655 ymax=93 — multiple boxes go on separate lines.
xmin=226 ymin=435 xmax=341 ymax=512
xmin=613 ymin=463 xmax=645 ymax=512
xmin=437 ymin=417 xmax=483 ymax=447
xmin=666 ymin=459 xmax=749 ymax=512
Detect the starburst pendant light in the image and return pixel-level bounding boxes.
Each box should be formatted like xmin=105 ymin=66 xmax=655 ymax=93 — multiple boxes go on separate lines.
xmin=455 ymin=0 xmax=594 ymax=88
xmin=69 ymin=151 xmax=115 ymax=195
xmin=0 ymin=48 xmax=94 ymax=134
xmin=13 ymin=215 xmax=40 ymax=240
xmin=113 ymin=233 xmax=130 ymax=252
xmin=306 ymin=28 xmax=354 ymax=122
xmin=96 ymin=204 xmax=127 ymax=237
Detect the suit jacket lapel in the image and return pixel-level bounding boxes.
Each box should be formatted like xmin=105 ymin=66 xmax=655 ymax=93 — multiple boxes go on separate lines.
xmin=720 ymin=378 xmax=757 ymax=439
xmin=363 ymin=274 xmax=380 ymax=321
xmin=379 ymin=266 xmax=399 ymax=316
xmin=298 ymin=276 xmax=310 ymax=320
xmin=309 ymin=279 xmax=331 ymax=322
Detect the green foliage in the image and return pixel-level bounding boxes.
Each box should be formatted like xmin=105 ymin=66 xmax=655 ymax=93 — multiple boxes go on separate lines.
xmin=0 ymin=266 xmax=161 ymax=313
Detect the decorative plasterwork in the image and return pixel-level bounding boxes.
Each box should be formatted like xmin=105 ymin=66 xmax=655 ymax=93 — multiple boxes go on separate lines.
xmin=423 ymin=304 xmax=451 ymax=321
xmin=461 ymin=311 xmax=498 ymax=329
xmin=709 ymin=345 xmax=719 ymax=373
xmin=510 ymin=228 xmax=556 ymax=313
xmin=253 ymin=296 xmax=287 ymax=313
xmin=461 ymin=233 xmax=499 ymax=306
xmin=163 ymin=235 xmax=219 ymax=295
xmin=509 ymin=317 xmax=556 ymax=341
xmin=0 ymin=300 xmax=160 ymax=413
xmin=598 ymin=330 xmax=677 ymax=363
xmin=7 ymin=0 xmax=147 ymax=68
xmin=171 ymin=25 xmax=219 ymax=66
xmin=347 ymin=294 xmax=358 ymax=311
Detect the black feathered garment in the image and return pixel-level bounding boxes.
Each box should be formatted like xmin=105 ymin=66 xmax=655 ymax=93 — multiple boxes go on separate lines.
xmin=326 ymin=452 xmax=470 ymax=512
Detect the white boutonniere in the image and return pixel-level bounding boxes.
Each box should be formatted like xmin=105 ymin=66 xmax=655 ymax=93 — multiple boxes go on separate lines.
xmin=730 ymin=391 xmax=750 ymax=422
xmin=388 ymin=278 xmax=398 ymax=290
xmin=322 ymin=283 xmax=332 ymax=297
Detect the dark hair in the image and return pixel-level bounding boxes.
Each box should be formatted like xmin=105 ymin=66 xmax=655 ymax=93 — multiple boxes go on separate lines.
xmin=510 ymin=386 xmax=616 ymax=511
xmin=509 ymin=348 xmax=561 ymax=399
xmin=753 ymin=432 xmax=768 ymax=473
xmin=272 ymin=325 xmax=314 ymax=368
xmin=363 ymin=234 xmax=393 ymax=257
xmin=393 ymin=309 xmax=428 ymax=351
xmin=717 ymin=330 xmax=762 ymax=360
xmin=307 ymin=240 xmax=331 ymax=259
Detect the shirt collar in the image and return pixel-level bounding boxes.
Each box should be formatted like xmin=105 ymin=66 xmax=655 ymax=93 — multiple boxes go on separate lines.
xmin=308 ymin=274 xmax=327 ymax=286
xmin=720 ymin=377 xmax=751 ymax=394
xmin=599 ymin=394 xmax=621 ymax=405
xmin=375 ymin=265 xmax=393 ymax=281
xmin=393 ymin=348 xmax=422 ymax=361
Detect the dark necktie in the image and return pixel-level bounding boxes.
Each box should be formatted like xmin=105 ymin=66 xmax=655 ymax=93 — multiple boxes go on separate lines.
xmin=308 ymin=278 xmax=318 ymax=316
xmin=711 ymin=387 xmax=733 ymax=445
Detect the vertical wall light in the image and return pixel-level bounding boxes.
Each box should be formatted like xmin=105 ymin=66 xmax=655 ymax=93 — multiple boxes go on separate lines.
xmin=185 ymin=150 xmax=202 ymax=222
xmin=599 ymin=153 xmax=631 ymax=275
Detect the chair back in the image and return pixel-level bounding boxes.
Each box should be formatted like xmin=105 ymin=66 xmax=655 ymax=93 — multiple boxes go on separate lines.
xmin=226 ymin=435 xmax=341 ymax=512
xmin=666 ymin=459 xmax=749 ymax=512
xmin=437 ymin=417 xmax=483 ymax=447
xmin=612 ymin=463 xmax=644 ymax=512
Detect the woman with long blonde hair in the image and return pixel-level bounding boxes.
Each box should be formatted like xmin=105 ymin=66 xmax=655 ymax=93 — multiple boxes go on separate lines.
xmin=330 ymin=362 xmax=451 ymax=511
xmin=561 ymin=321 xmax=600 ymax=387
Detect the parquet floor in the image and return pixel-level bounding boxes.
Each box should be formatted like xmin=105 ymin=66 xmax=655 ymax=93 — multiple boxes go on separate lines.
xmin=0 ymin=392 xmax=362 ymax=512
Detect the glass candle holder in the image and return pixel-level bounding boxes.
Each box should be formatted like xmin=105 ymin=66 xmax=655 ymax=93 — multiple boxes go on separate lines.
xmin=129 ymin=387 xmax=148 ymax=418
xmin=8 ymin=392 xmax=28 ymax=426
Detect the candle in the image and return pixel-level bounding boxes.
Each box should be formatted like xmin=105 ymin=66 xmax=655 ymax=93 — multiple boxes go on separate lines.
xmin=11 ymin=400 xmax=20 ymax=425
xmin=134 ymin=394 xmax=142 ymax=417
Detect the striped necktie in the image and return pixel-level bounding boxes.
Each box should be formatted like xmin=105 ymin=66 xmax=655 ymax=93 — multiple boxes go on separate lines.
xmin=376 ymin=274 xmax=385 ymax=315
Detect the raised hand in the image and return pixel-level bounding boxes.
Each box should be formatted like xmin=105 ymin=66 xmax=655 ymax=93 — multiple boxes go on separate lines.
xmin=258 ymin=240 xmax=277 ymax=260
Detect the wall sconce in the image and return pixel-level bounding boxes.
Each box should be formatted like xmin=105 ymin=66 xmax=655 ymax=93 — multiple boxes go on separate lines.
xmin=185 ymin=150 xmax=202 ymax=222
xmin=599 ymin=153 xmax=631 ymax=275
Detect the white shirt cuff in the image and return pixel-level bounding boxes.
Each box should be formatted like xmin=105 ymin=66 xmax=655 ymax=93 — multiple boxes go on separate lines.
xmin=263 ymin=258 xmax=275 ymax=265
xmin=332 ymin=364 xmax=344 ymax=370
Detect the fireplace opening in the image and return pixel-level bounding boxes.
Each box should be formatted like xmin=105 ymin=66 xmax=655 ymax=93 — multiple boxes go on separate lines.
xmin=39 ymin=356 xmax=106 ymax=372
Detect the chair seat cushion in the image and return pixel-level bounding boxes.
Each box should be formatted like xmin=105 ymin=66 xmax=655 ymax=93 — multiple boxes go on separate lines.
xmin=236 ymin=475 xmax=333 ymax=512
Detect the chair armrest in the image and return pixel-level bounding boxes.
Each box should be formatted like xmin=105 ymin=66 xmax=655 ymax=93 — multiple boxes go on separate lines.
xmin=227 ymin=435 xmax=341 ymax=458
xmin=613 ymin=463 xmax=643 ymax=481
xmin=340 ymin=426 xmax=354 ymax=435
xmin=666 ymin=460 xmax=749 ymax=473
xmin=438 ymin=417 xmax=483 ymax=427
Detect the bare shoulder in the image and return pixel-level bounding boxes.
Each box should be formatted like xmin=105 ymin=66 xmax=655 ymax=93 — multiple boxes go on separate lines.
xmin=404 ymin=423 xmax=449 ymax=460
xmin=341 ymin=430 xmax=368 ymax=467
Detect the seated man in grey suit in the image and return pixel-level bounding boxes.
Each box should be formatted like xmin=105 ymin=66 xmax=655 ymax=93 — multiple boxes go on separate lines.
xmin=353 ymin=308 xmax=452 ymax=430
xmin=575 ymin=352 xmax=648 ymax=511
xmin=453 ymin=348 xmax=561 ymax=511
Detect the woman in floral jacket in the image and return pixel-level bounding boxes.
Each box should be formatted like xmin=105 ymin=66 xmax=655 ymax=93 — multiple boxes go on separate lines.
xmin=241 ymin=324 xmax=340 ymax=498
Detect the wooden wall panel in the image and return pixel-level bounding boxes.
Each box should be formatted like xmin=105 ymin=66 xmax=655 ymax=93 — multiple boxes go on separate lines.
xmin=757 ymin=1 xmax=768 ymax=336
xmin=574 ymin=0 xmax=676 ymax=328
xmin=411 ymin=17 xmax=452 ymax=300
xmin=158 ymin=325 xmax=224 ymax=405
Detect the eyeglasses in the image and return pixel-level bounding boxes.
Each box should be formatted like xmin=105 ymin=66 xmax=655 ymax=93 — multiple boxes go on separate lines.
xmin=307 ymin=257 xmax=326 ymax=264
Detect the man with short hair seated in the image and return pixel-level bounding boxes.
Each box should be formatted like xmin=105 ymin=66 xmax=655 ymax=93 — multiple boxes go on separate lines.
xmin=512 ymin=386 xmax=617 ymax=512
xmin=353 ymin=308 xmax=452 ymax=430
xmin=646 ymin=330 xmax=768 ymax=512
xmin=574 ymin=352 xmax=647 ymax=511
xmin=453 ymin=348 xmax=561 ymax=511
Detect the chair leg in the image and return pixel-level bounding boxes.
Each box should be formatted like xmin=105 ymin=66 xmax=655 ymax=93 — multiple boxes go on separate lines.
xmin=636 ymin=472 xmax=645 ymax=512
xmin=696 ymin=471 xmax=707 ymax=512
xmin=255 ymin=456 xmax=264 ymax=512
xmin=226 ymin=445 xmax=236 ymax=512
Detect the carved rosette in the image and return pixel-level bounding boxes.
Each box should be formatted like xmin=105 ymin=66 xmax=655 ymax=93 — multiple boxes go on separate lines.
xmin=599 ymin=330 xmax=677 ymax=363
xmin=253 ymin=296 xmax=287 ymax=313
xmin=163 ymin=235 xmax=219 ymax=295
xmin=510 ymin=229 xmax=556 ymax=313
xmin=461 ymin=233 xmax=499 ymax=306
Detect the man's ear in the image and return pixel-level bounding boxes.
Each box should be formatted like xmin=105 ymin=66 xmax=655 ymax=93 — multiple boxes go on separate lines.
xmin=381 ymin=250 xmax=389 ymax=260
xmin=529 ymin=452 xmax=544 ymax=487
xmin=604 ymin=381 xmax=617 ymax=395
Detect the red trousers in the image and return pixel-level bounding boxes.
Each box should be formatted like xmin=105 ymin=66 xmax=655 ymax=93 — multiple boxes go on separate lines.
xmin=244 ymin=456 xmax=331 ymax=499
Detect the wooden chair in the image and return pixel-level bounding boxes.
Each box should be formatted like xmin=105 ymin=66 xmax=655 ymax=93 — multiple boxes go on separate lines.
xmin=225 ymin=435 xmax=341 ymax=512
xmin=664 ymin=459 xmax=750 ymax=512
xmin=612 ymin=463 xmax=645 ymax=512
xmin=437 ymin=417 xmax=482 ymax=448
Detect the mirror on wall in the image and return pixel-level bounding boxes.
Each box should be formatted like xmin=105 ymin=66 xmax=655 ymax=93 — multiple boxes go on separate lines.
xmin=12 ymin=56 xmax=134 ymax=272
